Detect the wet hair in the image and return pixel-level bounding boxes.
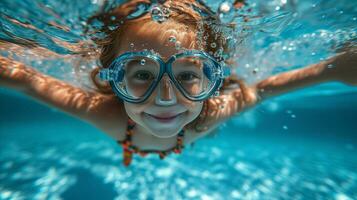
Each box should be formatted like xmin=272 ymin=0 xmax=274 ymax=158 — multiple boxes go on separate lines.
xmin=88 ymin=0 xmax=239 ymax=93
xmin=87 ymin=0 xmax=248 ymax=132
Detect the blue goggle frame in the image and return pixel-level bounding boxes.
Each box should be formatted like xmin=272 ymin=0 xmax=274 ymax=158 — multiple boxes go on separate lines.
xmin=99 ymin=50 xmax=230 ymax=103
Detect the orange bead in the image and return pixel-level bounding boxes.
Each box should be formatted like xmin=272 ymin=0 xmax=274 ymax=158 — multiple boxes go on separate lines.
xmin=159 ymin=152 xmax=166 ymax=159
xmin=128 ymin=118 xmax=135 ymax=125
xmin=123 ymin=150 xmax=132 ymax=166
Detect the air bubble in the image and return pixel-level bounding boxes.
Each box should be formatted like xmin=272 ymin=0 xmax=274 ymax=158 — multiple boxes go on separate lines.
xmin=219 ymin=1 xmax=231 ymax=13
xmin=169 ymin=36 xmax=176 ymax=43
xmin=175 ymin=41 xmax=181 ymax=50
xmin=151 ymin=5 xmax=170 ymax=23
xmin=210 ymin=43 xmax=217 ymax=48
xmin=108 ymin=25 xmax=118 ymax=31
xmin=130 ymin=43 xmax=134 ymax=48
xmin=218 ymin=1 xmax=235 ymax=24
xmin=140 ymin=59 xmax=146 ymax=65
xmin=253 ymin=68 xmax=259 ymax=74
xmin=213 ymin=91 xmax=220 ymax=97
xmin=150 ymin=49 xmax=157 ymax=55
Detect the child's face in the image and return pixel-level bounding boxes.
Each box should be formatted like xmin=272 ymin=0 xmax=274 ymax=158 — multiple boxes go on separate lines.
xmin=116 ymin=24 xmax=203 ymax=138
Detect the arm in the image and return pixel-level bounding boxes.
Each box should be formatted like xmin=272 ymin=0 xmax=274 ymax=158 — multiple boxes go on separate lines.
xmin=255 ymin=51 xmax=357 ymax=100
xmin=191 ymin=50 xmax=357 ymax=133
xmin=0 ymin=55 xmax=100 ymax=119
xmin=0 ymin=56 xmax=127 ymax=138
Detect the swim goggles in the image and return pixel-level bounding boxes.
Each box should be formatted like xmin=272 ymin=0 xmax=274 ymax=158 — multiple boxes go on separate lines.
xmin=99 ymin=50 xmax=230 ymax=103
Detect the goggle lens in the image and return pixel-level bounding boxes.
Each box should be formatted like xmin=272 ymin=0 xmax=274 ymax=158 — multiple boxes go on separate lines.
xmin=171 ymin=56 xmax=218 ymax=97
xmin=104 ymin=51 xmax=225 ymax=103
xmin=113 ymin=56 xmax=160 ymax=100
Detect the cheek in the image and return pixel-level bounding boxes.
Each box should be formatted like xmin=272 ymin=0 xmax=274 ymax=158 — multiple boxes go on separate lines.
xmin=124 ymin=102 xmax=146 ymax=117
xmin=178 ymin=94 xmax=198 ymax=108
xmin=183 ymin=100 xmax=203 ymax=116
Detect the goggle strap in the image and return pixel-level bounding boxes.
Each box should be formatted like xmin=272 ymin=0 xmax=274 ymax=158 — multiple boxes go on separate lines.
xmin=99 ymin=68 xmax=126 ymax=82
xmin=99 ymin=69 xmax=112 ymax=81
xmin=222 ymin=66 xmax=231 ymax=77
xmin=203 ymin=65 xmax=231 ymax=80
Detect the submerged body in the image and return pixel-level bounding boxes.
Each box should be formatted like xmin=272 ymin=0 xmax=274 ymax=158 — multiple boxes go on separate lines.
xmin=0 ymin=0 xmax=356 ymax=165
xmin=1 ymin=48 xmax=355 ymax=147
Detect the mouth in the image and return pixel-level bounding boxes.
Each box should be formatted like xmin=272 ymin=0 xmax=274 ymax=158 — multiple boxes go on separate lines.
xmin=145 ymin=112 xmax=183 ymax=123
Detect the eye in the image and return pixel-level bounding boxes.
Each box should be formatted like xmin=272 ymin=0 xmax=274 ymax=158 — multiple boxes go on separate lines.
xmin=177 ymin=72 xmax=200 ymax=82
xmin=133 ymin=70 xmax=154 ymax=81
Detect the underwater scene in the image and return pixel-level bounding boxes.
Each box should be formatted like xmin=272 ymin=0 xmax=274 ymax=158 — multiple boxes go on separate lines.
xmin=0 ymin=0 xmax=357 ymax=199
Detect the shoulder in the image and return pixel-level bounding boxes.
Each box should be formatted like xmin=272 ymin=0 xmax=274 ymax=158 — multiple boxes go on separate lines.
xmin=87 ymin=95 xmax=128 ymax=141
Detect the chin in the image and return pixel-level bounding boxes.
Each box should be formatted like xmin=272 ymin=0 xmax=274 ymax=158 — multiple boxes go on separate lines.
xmin=142 ymin=112 xmax=186 ymax=138
xmin=145 ymin=122 xmax=185 ymax=138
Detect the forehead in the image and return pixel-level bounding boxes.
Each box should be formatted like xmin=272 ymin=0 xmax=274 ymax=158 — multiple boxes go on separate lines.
xmin=116 ymin=21 xmax=198 ymax=59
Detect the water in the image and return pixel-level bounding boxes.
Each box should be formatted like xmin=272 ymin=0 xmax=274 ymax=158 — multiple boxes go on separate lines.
xmin=1 ymin=0 xmax=357 ymax=199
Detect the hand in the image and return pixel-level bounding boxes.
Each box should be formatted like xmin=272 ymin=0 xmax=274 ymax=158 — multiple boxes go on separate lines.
xmin=325 ymin=49 xmax=357 ymax=86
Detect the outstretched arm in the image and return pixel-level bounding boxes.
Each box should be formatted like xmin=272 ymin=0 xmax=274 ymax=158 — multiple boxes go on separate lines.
xmin=0 ymin=56 xmax=127 ymax=138
xmin=191 ymin=49 xmax=356 ymax=133
xmin=0 ymin=56 xmax=100 ymax=119
xmin=255 ymin=50 xmax=357 ymax=100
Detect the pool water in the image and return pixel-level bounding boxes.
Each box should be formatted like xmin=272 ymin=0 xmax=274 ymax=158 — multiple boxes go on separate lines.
xmin=1 ymin=0 xmax=357 ymax=199
xmin=1 ymin=84 xmax=357 ymax=199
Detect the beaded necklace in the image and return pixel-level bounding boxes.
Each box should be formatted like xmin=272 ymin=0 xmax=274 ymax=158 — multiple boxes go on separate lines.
xmin=117 ymin=118 xmax=185 ymax=166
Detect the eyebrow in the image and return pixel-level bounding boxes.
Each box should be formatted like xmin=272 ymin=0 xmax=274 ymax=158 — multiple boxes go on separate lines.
xmin=174 ymin=58 xmax=203 ymax=67
xmin=125 ymin=60 xmax=158 ymax=73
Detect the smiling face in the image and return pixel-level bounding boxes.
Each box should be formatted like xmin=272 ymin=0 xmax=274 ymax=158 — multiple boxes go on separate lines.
xmin=115 ymin=20 xmax=204 ymax=138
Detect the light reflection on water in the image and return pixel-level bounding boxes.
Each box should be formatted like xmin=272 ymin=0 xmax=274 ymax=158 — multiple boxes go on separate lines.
xmin=1 ymin=128 xmax=356 ymax=199
xmin=1 ymin=88 xmax=357 ymax=199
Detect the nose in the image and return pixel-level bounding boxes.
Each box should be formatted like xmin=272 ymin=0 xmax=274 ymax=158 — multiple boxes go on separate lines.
xmin=155 ymin=76 xmax=177 ymax=106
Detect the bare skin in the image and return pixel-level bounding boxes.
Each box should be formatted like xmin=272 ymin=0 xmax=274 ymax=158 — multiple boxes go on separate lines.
xmin=1 ymin=49 xmax=356 ymax=150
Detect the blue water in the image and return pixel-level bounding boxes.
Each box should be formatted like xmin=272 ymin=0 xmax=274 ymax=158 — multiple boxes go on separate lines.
xmin=1 ymin=0 xmax=357 ymax=199
xmin=1 ymin=84 xmax=357 ymax=199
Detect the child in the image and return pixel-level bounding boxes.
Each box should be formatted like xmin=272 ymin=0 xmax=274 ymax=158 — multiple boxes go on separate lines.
xmin=0 ymin=0 xmax=356 ymax=166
